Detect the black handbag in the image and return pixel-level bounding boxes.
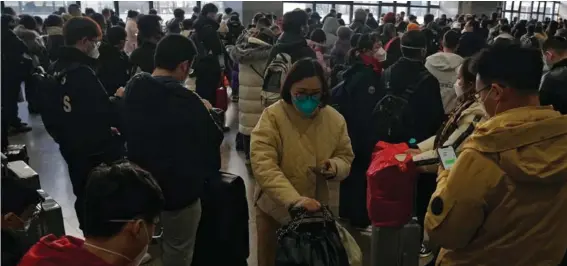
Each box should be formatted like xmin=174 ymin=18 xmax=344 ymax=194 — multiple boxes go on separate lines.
xmin=276 ymin=206 xmax=350 ymax=266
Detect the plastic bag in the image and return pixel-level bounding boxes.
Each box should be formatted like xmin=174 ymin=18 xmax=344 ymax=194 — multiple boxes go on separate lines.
xmin=366 ymin=141 xmax=418 ymax=227
xmin=335 ymin=222 xmax=362 ymax=266
xmin=276 ymin=206 xmax=350 ymax=266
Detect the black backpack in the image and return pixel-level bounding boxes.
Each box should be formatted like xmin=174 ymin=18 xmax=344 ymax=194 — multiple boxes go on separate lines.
xmin=371 ymin=68 xmax=431 ymax=143
xmin=33 ymin=63 xmax=87 ymax=143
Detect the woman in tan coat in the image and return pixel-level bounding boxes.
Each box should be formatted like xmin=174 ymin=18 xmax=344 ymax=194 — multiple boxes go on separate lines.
xmin=251 ymin=58 xmax=354 ymax=266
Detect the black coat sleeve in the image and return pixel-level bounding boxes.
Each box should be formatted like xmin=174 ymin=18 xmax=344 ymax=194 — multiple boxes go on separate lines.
xmin=79 ymin=68 xmax=121 ymax=128
xmin=412 ymin=75 xmax=445 ymax=142
xmin=185 ymin=93 xmax=224 ymax=174
xmin=201 ymin=24 xmax=223 ymax=56
xmin=540 ymin=72 xmax=567 ymax=114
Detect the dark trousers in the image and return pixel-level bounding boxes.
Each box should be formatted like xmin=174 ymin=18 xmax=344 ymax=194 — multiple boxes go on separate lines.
xmin=24 ymin=75 xmax=39 ymax=113
xmin=196 ymin=70 xmax=221 ymax=106
xmin=339 ymin=160 xmax=370 ymax=228
xmin=416 ymin=173 xmax=438 ymax=243
xmin=1 ymin=78 xmax=23 ymax=128
xmin=61 ymin=148 xmax=123 ymax=229
xmin=243 ymin=134 xmax=251 ymax=160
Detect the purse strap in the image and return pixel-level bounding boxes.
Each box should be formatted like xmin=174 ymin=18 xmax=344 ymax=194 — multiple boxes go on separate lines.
xmin=276 ymin=205 xmax=335 ymax=241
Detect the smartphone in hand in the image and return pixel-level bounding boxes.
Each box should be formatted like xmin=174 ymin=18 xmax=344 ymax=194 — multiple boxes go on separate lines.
xmin=437 ymin=146 xmax=457 ymax=170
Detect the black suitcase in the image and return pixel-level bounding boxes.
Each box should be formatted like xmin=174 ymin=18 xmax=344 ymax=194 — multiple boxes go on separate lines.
xmin=6 ymin=160 xmax=41 ymax=190
xmin=6 ymin=144 xmax=29 ymax=164
xmin=24 ymin=189 xmax=65 ymax=248
xmin=192 ymin=172 xmax=249 ymax=266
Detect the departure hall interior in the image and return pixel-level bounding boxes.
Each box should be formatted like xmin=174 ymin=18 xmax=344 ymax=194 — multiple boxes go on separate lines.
xmin=2 ymin=1 xmax=567 ymax=266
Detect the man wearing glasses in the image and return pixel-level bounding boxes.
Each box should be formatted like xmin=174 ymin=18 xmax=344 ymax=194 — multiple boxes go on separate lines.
xmin=19 ymin=161 xmax=165 ymax=266
xmin=425 ymin=45 xmax=567 ymax=265
xmin=44 ymin=16 xmax=125 ymax=230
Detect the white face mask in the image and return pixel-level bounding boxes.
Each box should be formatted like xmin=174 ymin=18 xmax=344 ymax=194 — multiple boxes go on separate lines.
xmin=476 ymin=87 xmax=494 ymax=117
xmin=454 ymin=79 xmax=464 ymax=98
xmin=84 ymin=222 xmax=150 ymax=266
xmin=88 ymin=41 xmax=100 ymax=59
xmin=374 ymin=47 xmax=387 ymax=62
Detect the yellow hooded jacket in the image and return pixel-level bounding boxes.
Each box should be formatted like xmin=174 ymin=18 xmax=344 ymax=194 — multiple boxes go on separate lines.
xmin=425 ymin=106 xmax=567 ymax=266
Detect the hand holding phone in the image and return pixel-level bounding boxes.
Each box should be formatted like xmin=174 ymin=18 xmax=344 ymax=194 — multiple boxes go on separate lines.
xmin=437 ymin=146 xmax=457 ymax=170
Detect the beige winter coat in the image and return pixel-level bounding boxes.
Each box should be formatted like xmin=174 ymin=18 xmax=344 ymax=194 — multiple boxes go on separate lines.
xmin=229 ymin=37 xmax=273 ymax=135
xmin=251 ymin=100 xmax=354 ymax=224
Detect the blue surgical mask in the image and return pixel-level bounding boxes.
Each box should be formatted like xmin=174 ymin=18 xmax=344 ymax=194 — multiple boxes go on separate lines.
xmin=292 ymin=94 xmax=321 ymax=117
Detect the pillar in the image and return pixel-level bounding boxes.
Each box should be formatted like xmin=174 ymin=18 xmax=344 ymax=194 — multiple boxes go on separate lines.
xmin=242 ymin=1 xmax=283 ymax=26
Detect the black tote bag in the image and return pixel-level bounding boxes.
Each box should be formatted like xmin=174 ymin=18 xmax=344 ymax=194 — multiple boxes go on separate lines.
xmin=275 ymin=206 xmax=350 ymax=266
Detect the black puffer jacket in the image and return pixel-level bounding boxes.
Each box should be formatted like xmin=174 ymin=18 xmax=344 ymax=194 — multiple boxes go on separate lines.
xmin=130 ymin=41 xmax=157 ymax=73
xmin=48 ymin=47 xmax=123 ymax=157
xmin=123 ymin=74 xmax=223 ymax=211
xmin=540 ymin=58 xmax=567 ymax=114
xmin=267 ymin=32 xmax=316 ymax=65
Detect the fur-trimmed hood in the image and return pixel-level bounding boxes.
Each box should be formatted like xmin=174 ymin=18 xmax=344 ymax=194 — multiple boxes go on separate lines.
xmin=229 ymin=36 xmax=272 ymax=63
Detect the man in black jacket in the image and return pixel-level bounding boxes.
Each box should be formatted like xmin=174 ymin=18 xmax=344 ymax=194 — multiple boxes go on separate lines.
xmin=350 ymin=8 xmax=372 ymax=34
xmin=541 ymin=36 xmax=567 ymax=114
xmin=1 ymin=14 xmax=31 ymax=144
xmin=98 ymin=26 xmax=131 ymax=96
xmin=123 ymin=34 xmax=223 ymax=266
xmin=267 ymin=9 xmax=315 ymax=64
xmin=166 ymin=8 xmax=185 ymax=34
xmin=192 ymin=3 xmax=224 ymax=105
xmin=382 ymin=30 xmax=445 ymax=257
xmin=48 ymin=17 xmax=125 ymax=229
xmin=130 ymin=14 xmax=163 ymax=73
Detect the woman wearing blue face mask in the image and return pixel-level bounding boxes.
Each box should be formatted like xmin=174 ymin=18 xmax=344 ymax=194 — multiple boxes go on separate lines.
xmin=251 ymin=58 xmax=354 ymax=266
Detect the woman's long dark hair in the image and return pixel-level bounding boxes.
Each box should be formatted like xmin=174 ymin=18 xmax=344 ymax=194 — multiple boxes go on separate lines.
xmin=433 ymin=56 xmax=478 ymax=148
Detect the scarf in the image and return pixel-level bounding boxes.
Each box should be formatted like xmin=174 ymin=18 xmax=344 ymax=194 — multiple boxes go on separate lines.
xmin=360 ymin=53 xmax=382 ymax=74
xmin=46 ymin=26 xmax=63 ymax=36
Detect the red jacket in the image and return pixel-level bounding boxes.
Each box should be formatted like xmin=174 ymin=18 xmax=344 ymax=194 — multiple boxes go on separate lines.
xmin=18 ymin=235 xmax=114 ymax=266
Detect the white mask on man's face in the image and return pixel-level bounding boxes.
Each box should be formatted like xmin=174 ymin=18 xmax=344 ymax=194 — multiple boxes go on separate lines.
xmin=131 ymin=224 xmax=150 ymax=266
xmin=454 ymin=79 xmax=465 ymax=98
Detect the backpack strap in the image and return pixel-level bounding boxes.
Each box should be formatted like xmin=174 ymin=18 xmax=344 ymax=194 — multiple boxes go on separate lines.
xmin=250 ymin=65 xmax=264 ymax=80
xmin=399 ymin=70 xmax=432 ymax=101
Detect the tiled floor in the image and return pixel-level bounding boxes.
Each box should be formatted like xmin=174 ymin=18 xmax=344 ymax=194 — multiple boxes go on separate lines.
xmin=10 ymin=101 xmax=432 ymax=266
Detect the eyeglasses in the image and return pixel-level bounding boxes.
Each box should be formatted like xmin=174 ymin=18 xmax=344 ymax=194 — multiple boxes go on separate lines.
xmin=473 ymin=85 xmax=491 ymax=101
xmin=293 ymin=92 xmax=322 ymax=101
xmin=109 ymin=217 xmax=163 ymax=239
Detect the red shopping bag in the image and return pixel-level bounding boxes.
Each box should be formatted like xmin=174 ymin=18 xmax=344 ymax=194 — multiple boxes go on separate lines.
xmin=366 ymin=141 xmax=418 ymax=227
xmin=215 ymin=75 xmax=228 ymax=111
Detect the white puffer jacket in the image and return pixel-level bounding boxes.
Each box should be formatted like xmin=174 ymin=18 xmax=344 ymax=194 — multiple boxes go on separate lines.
xmin=229 ymin=37 xmax=273 ymax=135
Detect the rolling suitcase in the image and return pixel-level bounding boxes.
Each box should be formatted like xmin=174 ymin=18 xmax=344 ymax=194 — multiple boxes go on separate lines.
xmin=6 ymin=160 xmax=40 ymax=190
xmin=369 ymin=143 xmax=421 ymax=266
xmin=192 ymin=172 xmax=249 ymax=266
xmin=5 ymin=144 xmax=29 ymax=164
xmin=24 ymin=189 xmax=65 ymax=248
xmin=371 ymin=218 xmax=421 ymax=266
